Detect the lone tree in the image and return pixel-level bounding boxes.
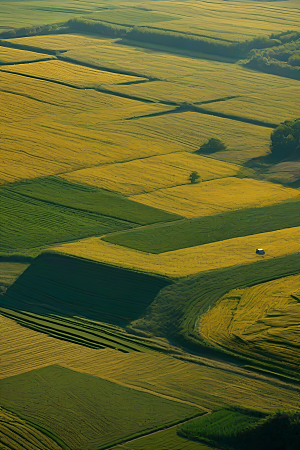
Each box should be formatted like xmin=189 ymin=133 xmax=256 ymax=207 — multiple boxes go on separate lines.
xmin=189 ymin=171 xmax=201 ymax=184
xmin=197 ymin=137 xmax=227 ymax=154
xmin=270 ymin=118 xmax=300 ymax=160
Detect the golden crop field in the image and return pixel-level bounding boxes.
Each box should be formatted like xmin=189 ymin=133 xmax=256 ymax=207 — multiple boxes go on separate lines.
xmin=1 ymin=314 xmax=299 ymax=413
xmin=126 ymin=111 xmax=271 ymax=164
xmin=200 ymin=274 xmax=300 ymax=370
xmin=143 ymin=0 xmax=300 ymax=41
xmin=61 ymin=152 xmax=242 ymax=195
xmin=0 ymin=407 xmax=62 ymax=450
xmin=202 ymin=88 xmax=300 ymax=126
xmin=0 ymin=72 xmax=179 ymax=184
xmin=103 ymin=80 xmax=240 ymax=104
xmin=0 ymin=47 xmax=53 ymax=64
xmin=52 ymin=226 xmax=300 ymax=278
xmin=130 ymin=177 xmax=299 ymax=218
xmin=2 ymin=59 xmax=145 ymax=88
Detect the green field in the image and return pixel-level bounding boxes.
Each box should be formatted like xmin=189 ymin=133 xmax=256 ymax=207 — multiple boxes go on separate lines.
xmin=5 ymin=177 xmax=181 ymax=225
xmin=2 ymin=252 xmax=171 ymax=325
xmin=0 ymin=262 xmax=29 ymax=288
xmin=0 ymin=365 xmax=202 ymax=450
xmin=103 ymin=197 xmax=300 ymax=253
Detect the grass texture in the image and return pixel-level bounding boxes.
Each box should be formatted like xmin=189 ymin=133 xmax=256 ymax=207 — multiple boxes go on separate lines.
xmin=200 ymin=274 xmax=300 ymax=372
xmin=53 ymin=226 xmax=300 ymax=278
xmin=103 ymin=197 xmax=300 ymax=253
xmin=2 ymin=252 xmax=171 ymax=324
xmin=0 ymin=407 xmax=64 ymax=450
xmin=61 ymin=152 xmax=242 ymax=195
xmin=129 ymin=177 xmax=299 ymax=218
xmin=2 ymin=59 xmax=145 ymax=88
xmin=0 ymin=262 xmax=29 ymax=287
xmin=6 ymin=177 xmax=180 ymax=225
xmin=0 ymin=365 xmax=201 ymax=450
xmin=1 ymin=313 xmax=300 ymax=414
xmin=0 ymin=189 xmax=135 ymax=252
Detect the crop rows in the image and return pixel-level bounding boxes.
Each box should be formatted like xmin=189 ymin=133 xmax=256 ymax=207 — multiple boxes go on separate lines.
xmin=2 ymin=59 xmax=145 ymax=88
xmin=104 ymin=197 xmax=300 ymax=253
xmin=1 ymin=313 xmax=299 ymax=414
xmin=200 ymin=274 xmax=300 ymax=372
xmin=0 ymin=407 xmax=62 ymax=450
xmin=0 ymin=46 xmax=53 ymax=64
xmin=130 ymin=177 xmax=299 ymax=218
xmin=0 ymin=189 xmax=134 ymax=252
xmin=0 ymin=365 xmax=201 ymax=450
xmin=52 ymin=226 xmax=300 ymax=278
xmin=62 ymin=152 xmax=241 ymax=196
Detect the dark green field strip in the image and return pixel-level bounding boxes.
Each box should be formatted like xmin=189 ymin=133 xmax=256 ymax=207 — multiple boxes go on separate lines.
xmin=0 ymin=189 xmax=137 ymax=252
xmin=0 ymin=365 xmax=201 ymax=450
xmin=0 ymin=307 xmax=169 ymax=353
xmin=7 ymin=176 xmax=181 ymax=225
xmin=132 ymin=253 xmax=300 ymax=378
xmin=103 ymin=198 xmax=300 ymax=253
xmin=2 ymin=252 xmax=172 ymax=326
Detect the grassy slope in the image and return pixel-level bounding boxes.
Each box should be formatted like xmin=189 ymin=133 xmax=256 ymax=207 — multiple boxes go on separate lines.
xmin=2 ymin=252 xmax=171 ymax=325
xmin=6 ymin=177 xmax=181 ymax=225
xmin=0 ymin=365 xmax=201 ymax=450
xmin=103 ymin=197 xmax=300 ymax=253
xmin=0 ymin=262 xmax=29 ymax=287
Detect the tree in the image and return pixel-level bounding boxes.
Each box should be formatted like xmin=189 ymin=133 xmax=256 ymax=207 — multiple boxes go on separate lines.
xmin=197 ymin=137 xmax=227 ymax=154
xmin=189 ymin=171 xmax=201 ymax=184
xmin=270 ymin=118 xmax=300 ymax=159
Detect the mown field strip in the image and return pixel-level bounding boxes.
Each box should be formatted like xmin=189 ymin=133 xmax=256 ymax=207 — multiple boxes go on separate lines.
xmin=61 ymin=152 xmax=242 ymax=195
xmin=1 ymin=59 xmax=146 ymax=88
xmin=1 ymin=314 xmax=299 ymax=414
xmin=200 ymin=274 xmax=300 ymax=371
xmin=103 ymin=198 xmax=300 ymax=253
xmin=52 ymin=226 xmax=300 ymax=278
xmin=129 ymin=177 xmax=299 ymax=218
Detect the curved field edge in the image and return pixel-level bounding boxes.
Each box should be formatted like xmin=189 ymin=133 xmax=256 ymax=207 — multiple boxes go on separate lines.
xmin=130 ymin=253 xmax=300 ymax=380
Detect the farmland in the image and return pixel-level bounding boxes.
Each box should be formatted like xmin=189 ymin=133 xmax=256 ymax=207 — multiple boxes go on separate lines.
xmin=200 ymin=274 xmax=300 ymax=372
xmin=61 ymin=152 xmax=242 ymax=195
xmin=103 ymin=197 xmax=300 ymax=253
xmin=129 ymin=177 xmax=300 ymax=218
xmin=2 ymin=0 xmax=300 ymax=447
xmin=0 ymin=365 xmax=202 ymax=450
xmin=52 ymin=226 xmax=300 ymax=278
xmin=2 ymin=59 xmax=146 ymax=88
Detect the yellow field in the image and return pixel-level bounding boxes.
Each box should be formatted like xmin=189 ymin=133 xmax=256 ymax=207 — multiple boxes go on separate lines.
xmin=1 ymin=314 xmax=299 ymax=413
xmin=0 ymin=407 xmax=62 ymax=450
xmin=0 ymin=47 xmax=53 ymax=64
xmin=61 ymin=152 xmax=242 ymax=195
xmin=52 ymin=226 xmax=300 ymax=278
xmin=2 ymin=59 xmax=145 ymax=88
xmin=0 ymin=72 xmax=178 ymax=184
xmin=200 ymin=274 xmax=300 ymax=370
xmin=104 ymin=80 xmax=240 ymax=104
xmin=126 ymin=111 xmax=271 ymax=164
xmin=202 ymin=88 xmax=300 ymax=126
xmin=130 ymin=177 xmax=299 ymax=218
